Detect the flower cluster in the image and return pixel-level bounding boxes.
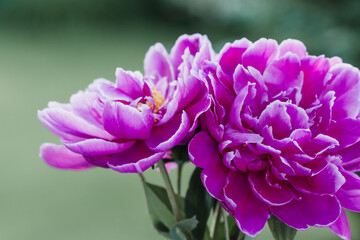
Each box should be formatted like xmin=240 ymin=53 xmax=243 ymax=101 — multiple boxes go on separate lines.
xmin=39 ymin=35 xmax=360 ymax=240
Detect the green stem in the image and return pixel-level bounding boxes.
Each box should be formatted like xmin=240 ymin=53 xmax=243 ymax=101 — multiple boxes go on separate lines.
xmin=158 ymin=159 xmax=182 ymax=221
xmin=210 ymin=202 xmax=222 ymax=240
xmin=222 ymin=208 xmax=230 ymax=240
xmin=176 ymin=163 xmax=183 ymax=195
xmin=138 ymin=173 xmax=146 ymax=182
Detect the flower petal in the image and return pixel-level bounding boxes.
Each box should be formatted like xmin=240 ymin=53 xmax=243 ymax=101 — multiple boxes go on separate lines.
xmin=328 ymin=208 xmax=351 ymax=240
xmin=325 ymin=63 xmax=360 ymax=120
xmin=264 ymin=52 xmax=303 ymax=100
xmin=242 ymin=38 xmax=278 ymax=74
xmin=144 ymin=43 xmax=174 ymax=83
xmin=103 ymin=101 xmax=154 ymax=140
xmin=188 ymin=131 xmax=223 ymax=169
xmin=248 ymin=171 xmax=294 ymax=206
xmin=146 ymin=111 xmax=190 ymax=151
xmin=336 ymin=170 xmax=360 ymax=212
xmin=38 ymin=108 xmax=113 ymax=140
xmin=279 ymin=39 xmax=307 ymax=59
xmin=224 ymin=171 xmax=270 ymax=237
xmin=108 ymin=141 xmax=164 ymax=173
xmin=40 ymin=143 xmax=93 ymax=170
xmin=63 ymin=138 xmax=135 ymax=155
xmin=271 ymin=194 xmax=341 ymax=229
xmin=115 ymin=68 xmax=144 ymax=99
xmin=288 ymin=163 xmax=345 ymax=195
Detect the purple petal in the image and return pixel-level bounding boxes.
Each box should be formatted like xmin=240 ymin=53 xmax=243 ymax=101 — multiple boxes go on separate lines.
xmin=40 ymin=143 xmax=94 ymax=170
xmin=38 ymin=108 xmax=114 ymax=140
xmin=242 ymin=38 xmax=278 ymax=74
xmin=326 ymin=118 xmax=360 ymax=149
xmin=218 ymin=38 xmax=252 ymax=77
xmin=288 ymin=163 xmax=345 ymax=195
xmin=264 ymin=53 xmax=302 ymax=100
xmin=279 ymin=39 xmax=307 ymax=59
xmin=108 ymin=141 xmax=164 ymax=173
xmin=256 ymin=100 xmax=292 ymax=139
xmin=201 ymin=163 xmax=229 ymax=200
xmin=328 ymin=208 xmax=351 ymax=240
xmin=115 ymin=68 xmax=144 ymax=99
xmin=325 ymin=63 xmax=360 ymax=120
xmin=63 ymin=138 xmax=135 ymax=155
xmin=300 ymin=56 xmax=330 ymax=108
xmin=336 ymin=170 xmax=360 ymax=212
xmin=170 ymin=34 xmax=205 ymax=75
xmin=224 ymin=171 xmax=270 ymax=237
xmin=103 ymin=101 xmax=154 ymax=140
xmin=248 ymin=171 xmax=294 ymax=206
xmin=146 ymin=111 xmax=190 ymax=151
xmin=144 ymin=43 xmax=174 ymax=83
xmin=271 ymin=194 xmax=341 ymax=229
xmin=338 ymin=141 xmax=360 ymax=172
xmin=188 ymin=131 xmax=222 ymax=169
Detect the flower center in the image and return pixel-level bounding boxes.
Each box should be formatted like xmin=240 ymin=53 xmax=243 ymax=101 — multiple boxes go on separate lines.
xmin=150 ymin=87 xmax=165 ymax=113
xmin=137 ymin=87 xmax=164 ymax=114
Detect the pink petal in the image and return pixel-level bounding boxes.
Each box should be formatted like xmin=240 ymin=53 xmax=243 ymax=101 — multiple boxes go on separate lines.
xmin=271 ymin=194 xmax=341 ymax=229
xmin=144 ymin=43 xmax=174 ymax=83
xmin=242 ymin=38 xmax=278 ymax=74
xmin=108 ymin=141 xmax=164 ymax=173
xmin=328 ymin=208 xmax=351 ymax=240
xmin=279 ymin=39 xmax=307 ymax=59
xmin=248 ymin=171 xmax=294 ymax=206
xmin=146 ymin=111 xmax=190 ymax=152
xmin=224 ymin=171 xmax=270 ymax=237
xmin=103 ymin=101 xmax=154 ymax=140
xmin=40 ymin=143 xmax=94 ymax=170
xmin=63 ymin=138 xmax=135 ymax=155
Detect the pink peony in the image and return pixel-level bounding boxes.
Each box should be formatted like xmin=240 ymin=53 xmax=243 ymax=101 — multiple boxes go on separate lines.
xmin=38 ymin=34 xmax=214 ymax=173
xmin=189 ymin=38 xmax=360 ymax=239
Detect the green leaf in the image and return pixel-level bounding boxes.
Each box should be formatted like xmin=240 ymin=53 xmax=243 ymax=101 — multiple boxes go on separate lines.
xmin=169 ymin=216 xmax=199 ymax=240
xmin=143 ymin=182 xmax=176 ymax=233
xmin=185 ymin=167 xmax=215 ymax=240
xmin=268 ymin=215 xmax=297 ymax=240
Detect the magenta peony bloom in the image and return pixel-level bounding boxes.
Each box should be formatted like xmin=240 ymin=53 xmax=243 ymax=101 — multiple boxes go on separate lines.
xmin=189 ymin=38 xmax=360 ymax=239
xmin=39 ymin=34 xmax=213 ymax=173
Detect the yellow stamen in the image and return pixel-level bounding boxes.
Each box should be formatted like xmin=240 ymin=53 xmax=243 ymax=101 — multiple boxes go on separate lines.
xmin=151 ymin=87 xmax=164 ymax=113
xmin=136 ymin=87 xmax=164 ymax=114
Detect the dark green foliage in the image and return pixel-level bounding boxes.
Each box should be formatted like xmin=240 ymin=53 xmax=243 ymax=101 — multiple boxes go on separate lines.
xmin=268 ymin=215 xmax=297 ymax=240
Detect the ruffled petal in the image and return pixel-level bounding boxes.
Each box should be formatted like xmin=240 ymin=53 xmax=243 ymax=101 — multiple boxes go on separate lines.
xmin=188 ymin=131 xmax=222 ymax=169
xmin=38 ymin=108 xmax=114 ymax=140
xmin=144 ymin=43 xmax=174 ymax=83
xmin=224 ymin=171 xmax=270 ymax=237
xmin=328 ymin=208 xmax=351 ymax=240
xmin=336 ymin=170 xmax=360 ymax=212
xmin=279 ymin=39 xmax=307 ymax=59
xmin=242 ymin=38 xmax=278 ymax=74
xmin=108 ymin=141 xmax=164 ymax=173
xmin=146 ymin=111 xmax=190 ymax=151
xmin=248 ymin=171 xmax=294 ymax=206
xmin=288 ymin=163 xmax=345 ymax=195
xmin=115 ymin=68 xmax=144 ymax=99
xmin=63 ymin=138 xmax=135 ymax=155
xmin=103 ymin=101 xmax=154 ymax=140
xmin=271 ymin=194 xmax=341 ymax=229
xmin=40 ymin=143 xmax=93 ymax=170
xmin=326 ymin=64 xmax=360 ymax=120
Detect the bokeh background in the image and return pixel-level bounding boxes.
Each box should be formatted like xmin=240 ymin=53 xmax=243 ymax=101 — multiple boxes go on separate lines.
xmin=1 ymin=0 xmax=360 ymax=239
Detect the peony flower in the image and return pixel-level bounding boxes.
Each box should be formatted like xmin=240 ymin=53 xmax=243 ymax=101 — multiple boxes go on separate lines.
xmin=189 ymin=38 xmax=360 ymax=239
xmin=39 ymin=34 xmax=214 ymax=173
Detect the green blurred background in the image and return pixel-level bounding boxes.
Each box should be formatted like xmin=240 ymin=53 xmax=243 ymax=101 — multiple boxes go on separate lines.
xmin=1 ymin=0 xmax=359 ymax=239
